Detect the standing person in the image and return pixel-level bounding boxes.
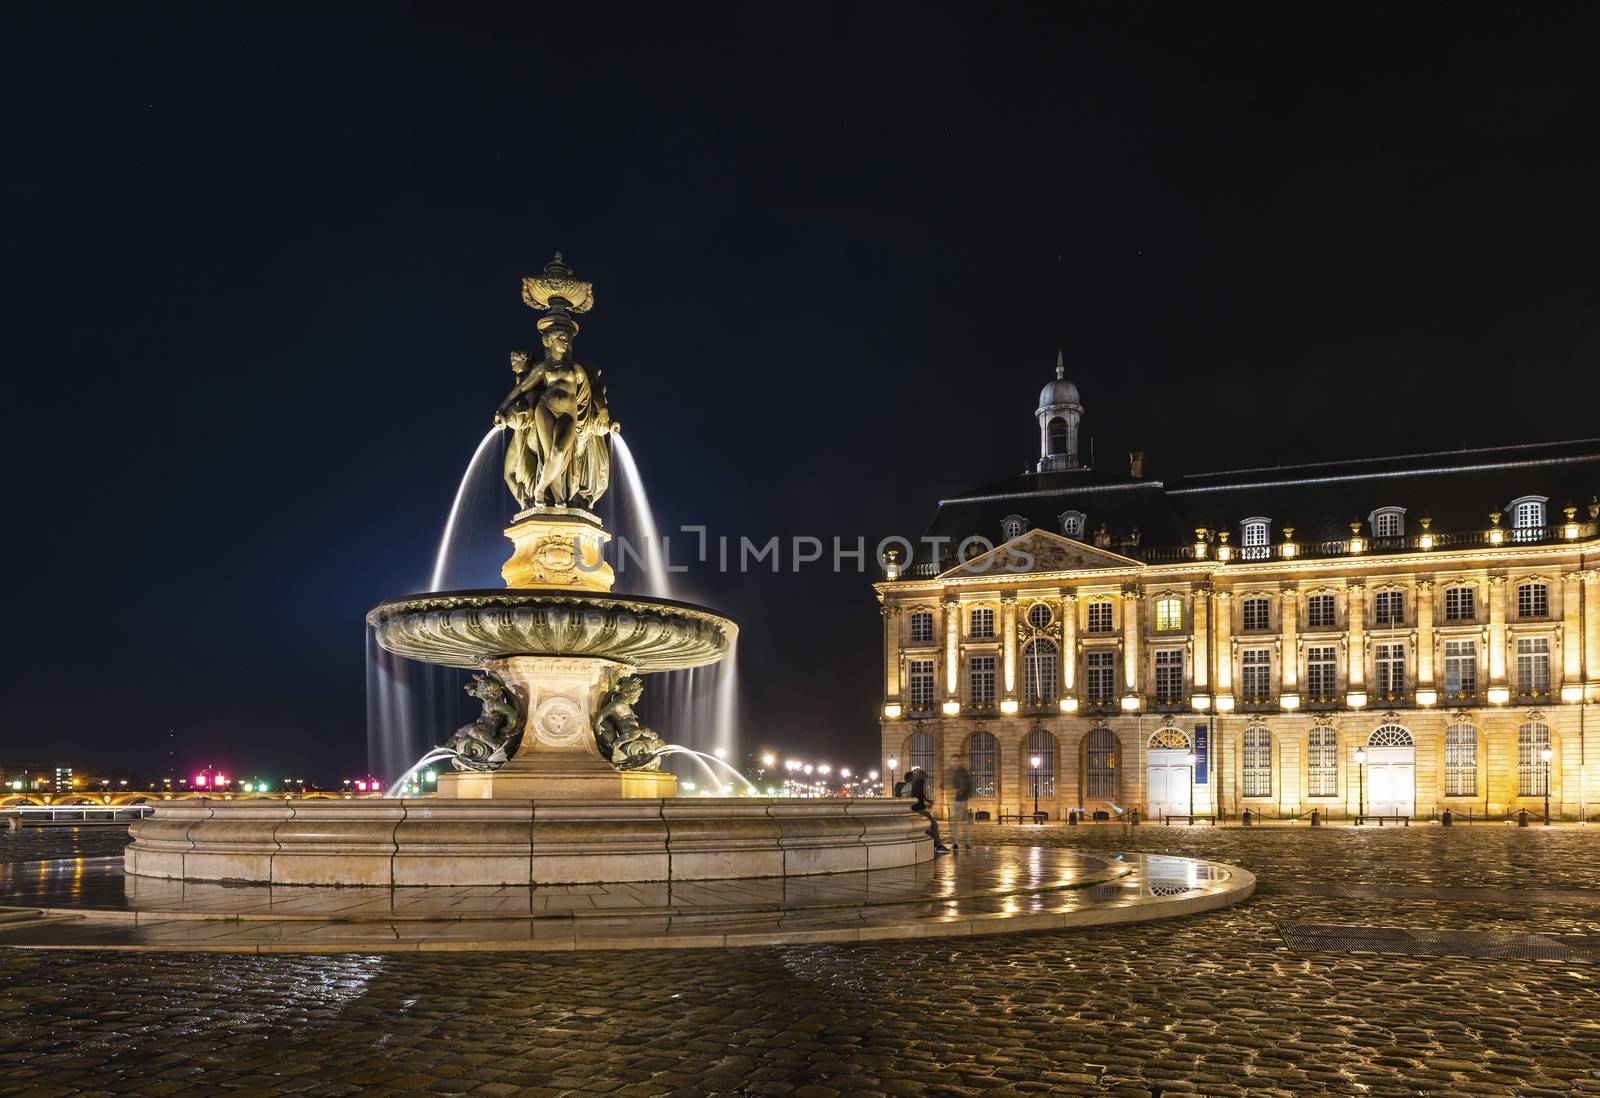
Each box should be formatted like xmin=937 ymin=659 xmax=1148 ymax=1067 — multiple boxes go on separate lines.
xmin=909 ymin=767 xmax=950 ymax=854
xmin=947 ymin=752 xmax=973 ymax=851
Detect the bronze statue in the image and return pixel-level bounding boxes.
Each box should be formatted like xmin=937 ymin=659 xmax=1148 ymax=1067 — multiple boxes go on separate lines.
xmin=495 ymin=255 xmax=617 ymax=511
xmin=445 ymin=672 xmax=524 ymax=772
xmin=593 ymin=673 xmax=665 ymax=771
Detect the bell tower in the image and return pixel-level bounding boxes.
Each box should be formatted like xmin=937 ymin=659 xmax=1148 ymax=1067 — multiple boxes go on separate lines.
xmin=1036 ymin=350 xmax=1083 ymax=472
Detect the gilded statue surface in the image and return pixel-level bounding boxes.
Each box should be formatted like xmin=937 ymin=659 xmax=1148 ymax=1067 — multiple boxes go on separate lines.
xmin=494 ymin=255 xmax=616 ymax=511
xmin=446 ymin=672 xmax=525 ymax=772
xmin=593 ymin=673 xmax=665 ymax=771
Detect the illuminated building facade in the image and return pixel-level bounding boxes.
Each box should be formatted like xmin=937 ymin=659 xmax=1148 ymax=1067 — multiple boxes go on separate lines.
xmin=875 ymin=361 xmax=1600 ymax=822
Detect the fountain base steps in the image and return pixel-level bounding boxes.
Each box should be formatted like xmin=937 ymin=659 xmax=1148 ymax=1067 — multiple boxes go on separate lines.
xmin=124 ymin=796 xmax=932 ymax=887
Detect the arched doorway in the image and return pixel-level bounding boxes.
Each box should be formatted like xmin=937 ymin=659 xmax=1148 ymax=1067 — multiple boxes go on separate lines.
xmin=1146 ymin=726 xmax=1192 ymax=821
xmin=1366 ymin=724 xmax=1415 ymax=817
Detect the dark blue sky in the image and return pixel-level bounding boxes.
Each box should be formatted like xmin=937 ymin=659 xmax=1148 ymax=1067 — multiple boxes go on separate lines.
xmin=4 ymin=3 xmax=1599 ymax=779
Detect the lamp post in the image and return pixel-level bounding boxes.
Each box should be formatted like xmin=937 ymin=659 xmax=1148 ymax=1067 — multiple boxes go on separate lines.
xmin=1541 ymin=745 xmax=1553 ymax=825
xmin=1185 ymin=751 xmax=1196 ymax=821
xmin=888 ymin=756 xmax=899 ymax=795
xmin=1030 ymin=755 xmax=1041 ymax=821
xmin=1355 ymin=747 xmax=1367 ymax=825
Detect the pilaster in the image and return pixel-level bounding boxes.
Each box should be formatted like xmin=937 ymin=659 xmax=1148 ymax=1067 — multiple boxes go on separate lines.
xmin=1416 ymin=580 xmax=1435 ymax=685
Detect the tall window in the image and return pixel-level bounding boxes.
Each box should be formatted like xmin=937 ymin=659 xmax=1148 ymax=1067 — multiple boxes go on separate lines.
xmin=1154 ymin=649 xmax=1184 ymax=701
xmin=908 ymin=611 xmax=933 ymax=644
xmin=1516 ymin=637 xmax=1551 ymax=697
xmin=1445 ymin=723 xmax=1477 ymax=796
xmin=1154 ymin=596 xmax=1183 ymax=632
xmin=1084 ymin=727 xmax=1116 ymax=798
xmin=1444 ymin=586 xmax=1476 ymax=621
xmin=1241 ymin=649 xmax=1272 ymax=701
xmin=1518 ymin=721 xmax=1551 ymax=796
xmin=1511 ymin=497 xmax=1546 ymax=541
xmin=1517 ymin=582 xmax=1549 ymax=619
xmin=907 ymin=660 xmax=934 ymax=712
xmin=1026 ymin=603 xmax=1052 ymax=630
xmin=1306 ymin=646 xmax=1337 ymax=700
xmin=1061 ymin=510 xmax=1085 ymax=538
xmin=1371 ymin=509 xmax=1404 ymax=537
xmin=1048 ymin=418 xmax=1068 ymax=455
xmin=1243 ymin=726 xmax=1272 ymax=797
xmin=1307 ymin=726 xmax=1338 ymax=797
xmin=1241 ymin=519 xmax=1270 ymax=560
xmin=1241 ymin=597 xmax=1270 ymax=631
xmin=968 ymin=655 xmax=996 ymax=706
xmin=1025 ymin=728 xmax=1056 ymax=798
xmin=1443 ymin=640 xmax=1477 ymax=699
xmin=1085 ymin=650 xmax=1115 ymax=702
xmin=1374 ymin=590 xmax=1405 ymax=626
xmin=968 ymin=730 xmax=997 ymax=797
xmin=1086 ymin=601 xmax=1113 ymax=634
xmin=907 ymin=730 xmax=935 ymax=775
xmin=970 ymin=607 xmax=995 ymax=638
xmin=1022 ymin=639 xmax=1059 ymax=706
xmin=1375 ymin=643 xmax=1406 ymax=695
xmin=1306 ymin=593 xmax=1336 ymax=629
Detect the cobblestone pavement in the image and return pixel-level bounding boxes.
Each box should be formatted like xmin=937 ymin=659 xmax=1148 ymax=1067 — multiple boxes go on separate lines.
xmin=0 ymin=825 xmax=1597 ymax=1096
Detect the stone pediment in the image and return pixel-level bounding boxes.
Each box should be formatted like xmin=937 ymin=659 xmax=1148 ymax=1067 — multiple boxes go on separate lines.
xmin=939 ymin=530 xmax=1143 ymax=578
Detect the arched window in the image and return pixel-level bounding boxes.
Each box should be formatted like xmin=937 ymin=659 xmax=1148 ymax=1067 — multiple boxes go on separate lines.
xmin=1084 ymin=728 xmax=1116 ymax=798
xmin=1048 ymin=417 xmax=1068 ymax=455
xmin=1367 ymin=724 xmax=1414 ymax=747
xmin=1518 ymin=721 xmax=1551 ymax=796
xmin=1241 ymin=518 xmax=1271 ymax=560
xmin=906 ymin=731 xmax=935 ymax=777
xmin=1445 ymin=723 xmax=1477 ymax=796
xmin=1025 ymin=727 xmax=1056 ymax=798
xmin=968 ymin=730 xmax=997 ymax=797
xmin=1060 ymin=510 xmax=1086 ymax=538
xmin=1023 ymin=639 xmax=1060 ymax=705
xmin=1308 ymin=726 xmax=1337 ymax=797
xmin=1149 ymin=726 xmax=1190 ymax=750
xmin=1001 ymin=515 xmax=1026 ymax=541
xmin=1369 ymin=507 xmax=1406 ymax=538
xmin=1243 ymin=725 xmax=1272 ymax=797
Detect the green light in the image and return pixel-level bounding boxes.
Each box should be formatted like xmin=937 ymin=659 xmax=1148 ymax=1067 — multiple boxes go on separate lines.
xmin=424 ymin=770 xmax=437 ymax=783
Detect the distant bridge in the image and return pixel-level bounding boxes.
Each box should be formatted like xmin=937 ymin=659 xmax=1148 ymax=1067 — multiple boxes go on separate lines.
xmin=0 ymin=791 xmax=384 ymax=808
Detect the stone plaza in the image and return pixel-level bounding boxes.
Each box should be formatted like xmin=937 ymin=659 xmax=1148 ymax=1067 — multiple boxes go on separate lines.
xmin=1 ymin=823 xmax=1597 ymax=1097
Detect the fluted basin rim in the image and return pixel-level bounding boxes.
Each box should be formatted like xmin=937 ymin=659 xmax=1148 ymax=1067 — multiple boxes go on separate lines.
xmin=366 ymin=588 xmax=738 ymax=672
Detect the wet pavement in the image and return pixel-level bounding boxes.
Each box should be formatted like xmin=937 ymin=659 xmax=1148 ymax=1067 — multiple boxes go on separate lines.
xmin=0 ymin=823 xmax=1595 ymax=1095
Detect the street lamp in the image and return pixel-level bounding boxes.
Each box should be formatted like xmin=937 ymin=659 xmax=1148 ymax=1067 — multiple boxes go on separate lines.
xmin=1030 ymin=755 xmax=1042 ymax=821
xmin=761 ymin=753 xmax=776 ymax=769
xmin=1541 ymin=745 xmax=1553 ymax=825
xmin=1355 ymin=747 xmax=1367 ymax=825
xmin=1185 ymin=751 xmax=1196 ymax=820
xmin=888 ymin=756 xmax=899 ymax=793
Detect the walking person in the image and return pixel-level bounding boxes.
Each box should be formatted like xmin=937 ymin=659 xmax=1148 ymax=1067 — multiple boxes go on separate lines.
xmin=947 ymin=752 xmax=973 ymax=851
xmin=908 ymin=767 xmax=950 ymax=854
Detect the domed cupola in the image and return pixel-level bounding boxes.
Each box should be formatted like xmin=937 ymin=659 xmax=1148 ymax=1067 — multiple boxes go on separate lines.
xmin=1036 ymin=350 xmax=1084 ymax=472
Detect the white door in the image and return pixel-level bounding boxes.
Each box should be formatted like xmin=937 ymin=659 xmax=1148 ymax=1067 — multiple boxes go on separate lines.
xmin=1365 ymin=745 xmax=1415 ymax=817
xmin=1147 ymin=749 xmax=1192 ymax=821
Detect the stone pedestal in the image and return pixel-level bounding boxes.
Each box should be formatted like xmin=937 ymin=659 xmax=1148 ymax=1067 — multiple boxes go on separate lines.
xmin=436 ymin=654 xmax=677 ymax=800
xmin=501 ymin=507 xmax=615 ymax=592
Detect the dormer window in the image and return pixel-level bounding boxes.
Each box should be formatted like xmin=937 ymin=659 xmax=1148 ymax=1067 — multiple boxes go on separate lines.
xmin=1370 ymin=507 xmax=1405 ymax=538
xmin=1241 ymin=518 xmax=1270 ymax=560
xmin=1001 ymin=514 xmax=1027 ymax=541
xmin=1508 ymin=496 xmax=1548 ymax=542
xmin=1060 ymin=510 xmax=1086 ymax=538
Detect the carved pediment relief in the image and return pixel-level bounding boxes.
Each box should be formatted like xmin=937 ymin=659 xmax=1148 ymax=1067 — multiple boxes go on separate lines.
xmin=944 ymin=530 xmax=1142 ymax=579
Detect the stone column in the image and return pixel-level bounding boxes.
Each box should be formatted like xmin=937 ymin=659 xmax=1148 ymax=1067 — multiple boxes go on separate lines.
xmin=1563 ymin=571 xmax=1584 ymax=684
xmin=1213 ymin=591 xmax=1233 ymax=697
xmin=1489 ymin=576 xmax=1508 ymax=686
xmin=1346 ymin=583 xmax=1366 ymax=689
xmin=1121 ymin=586 xmax=1141 ymax=696
xmin=882 ymin=604 xmax=901 ymax=705
xmin=1002 ymin=593 xmax=1018 ymax=698
xmin=1416 ymin=580 xmax=1435 ymax=686
xmin=1193 ymin=585 xmax=1210 ymax=692
xmin=1061 ymin=592 xmax=1078 ymax=695
xmin=1585 ymin=571 xmax=1600 ymax=684
xmin=1281 ymin=587 xmax=1299 ymax=691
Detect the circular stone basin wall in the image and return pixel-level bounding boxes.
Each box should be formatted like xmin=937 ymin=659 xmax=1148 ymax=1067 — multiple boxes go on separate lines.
xmin=125 ymin=797 xmax=932 ymax=887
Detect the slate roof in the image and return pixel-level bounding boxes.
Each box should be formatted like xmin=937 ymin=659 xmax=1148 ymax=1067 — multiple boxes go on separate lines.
xmin=922 ymin=439 xmax=1600 ymax=550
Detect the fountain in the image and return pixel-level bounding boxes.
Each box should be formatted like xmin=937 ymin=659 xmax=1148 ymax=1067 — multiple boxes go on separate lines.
xmin=125 ymin=255 xmax=932 ymax=887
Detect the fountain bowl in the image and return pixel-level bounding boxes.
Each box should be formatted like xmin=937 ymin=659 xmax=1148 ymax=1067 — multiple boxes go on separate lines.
xmin=366 ymin=589 xmax=736 ymax=672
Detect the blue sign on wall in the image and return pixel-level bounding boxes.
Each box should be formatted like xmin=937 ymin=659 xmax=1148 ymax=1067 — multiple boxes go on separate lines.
xmin=1193 ymin=724 xmax=1209 ymax=784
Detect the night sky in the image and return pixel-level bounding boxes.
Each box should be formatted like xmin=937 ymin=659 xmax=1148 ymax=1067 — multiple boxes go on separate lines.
xmin=5 ymin=4 xmax=1600 ymax=781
